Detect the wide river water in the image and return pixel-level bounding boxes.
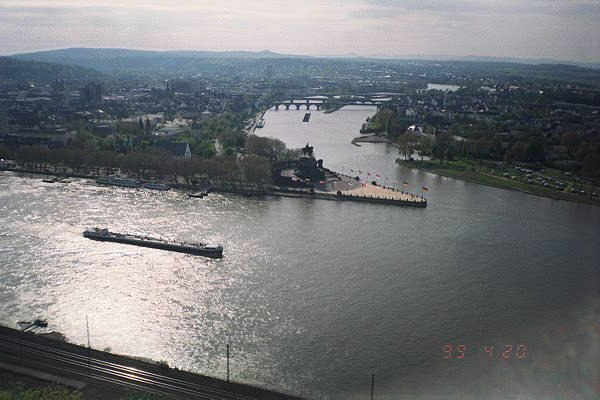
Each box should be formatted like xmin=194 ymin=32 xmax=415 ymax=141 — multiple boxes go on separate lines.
xmin=1 ymin=106 xmax=598 ymax=399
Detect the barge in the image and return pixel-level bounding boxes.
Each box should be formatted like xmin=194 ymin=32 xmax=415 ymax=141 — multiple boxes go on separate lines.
xmin=83 ymin=228 xmax=223 ymax=258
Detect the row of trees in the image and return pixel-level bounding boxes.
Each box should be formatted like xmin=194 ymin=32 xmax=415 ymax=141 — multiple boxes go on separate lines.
xmin=397 ymin=130 xmax=599 ymax=176
xmin=362 ymin=108 xmax=411 ymax=141
xmin=245 ymin=135 xmax=301 ymax=161
xmin=0 ymin=144 xmax=273 ymax=185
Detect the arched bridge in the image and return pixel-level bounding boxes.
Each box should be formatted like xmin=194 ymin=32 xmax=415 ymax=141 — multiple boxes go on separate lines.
xmin=272 ymin=97 xmax=386 ymax=111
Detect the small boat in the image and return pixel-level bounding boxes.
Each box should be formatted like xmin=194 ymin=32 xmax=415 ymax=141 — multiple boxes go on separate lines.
xmin=302 ymin=112 xmax=311 ymax=122
xmin=256 ymin=118 xmax=265 ymax=128
xmin=188 ymin=191 xmax=207 ymax=198
xmin=34 ymin=318 xmax=48 ymax=327
xmin=17 ymin=321 xmax=32 ymax=330
xmin=42 ymin=178 xmax=57 ymax=183
xmin=17 ymin=318 xmax=48 ymax=331
xmin=144 ymin=182 xmax=171 ymax=191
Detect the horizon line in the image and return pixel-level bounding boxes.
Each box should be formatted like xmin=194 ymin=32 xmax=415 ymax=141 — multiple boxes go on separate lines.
xmin=4 ymin=46 xmax=600 ymax=66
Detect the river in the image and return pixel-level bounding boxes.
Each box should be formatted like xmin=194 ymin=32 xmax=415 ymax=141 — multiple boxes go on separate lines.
xmin=0 ymin=106 xmax=598 ymax=399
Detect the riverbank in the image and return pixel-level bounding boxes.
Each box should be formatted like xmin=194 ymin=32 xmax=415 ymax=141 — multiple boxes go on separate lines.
xmin=323 ymin=105 xmax=343 ymax=114
xmin=245 ymin=110 xmax=267 ymax=134
xmin=0 ymin=163 xmax=427 ymax=208
xmin=351 ymin=133 xmax=396 ymax=147
xmin=398 ymin=159 xmax=599 ymax=206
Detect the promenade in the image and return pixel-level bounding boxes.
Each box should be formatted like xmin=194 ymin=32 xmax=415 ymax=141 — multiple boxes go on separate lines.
xmin=342 ymin=182 xmax=424 ymax=202
xmin=0 ymin=162 xmax=428 ymax=208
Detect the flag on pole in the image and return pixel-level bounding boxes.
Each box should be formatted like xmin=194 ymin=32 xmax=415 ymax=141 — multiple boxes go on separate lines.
xmin=422 ymin=187 xmax=428 ymax=192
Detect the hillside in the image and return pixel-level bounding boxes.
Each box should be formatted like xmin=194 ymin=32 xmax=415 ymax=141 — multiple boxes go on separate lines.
xmin=9 ymin=48 xmax=600 ymax=86
xmin=10 ymin=48 xmax=303 ymax=77
xmin=0 ymin=57 xmax=101 ymax=84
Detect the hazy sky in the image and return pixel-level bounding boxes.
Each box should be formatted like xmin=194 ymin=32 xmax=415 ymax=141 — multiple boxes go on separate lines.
xmin=0 ymin=0 xmax=599 ymax=62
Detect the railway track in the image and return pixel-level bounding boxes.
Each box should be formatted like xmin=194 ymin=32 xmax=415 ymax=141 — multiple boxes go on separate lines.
xmin=0 ymin=327 xmax=297 ymax=399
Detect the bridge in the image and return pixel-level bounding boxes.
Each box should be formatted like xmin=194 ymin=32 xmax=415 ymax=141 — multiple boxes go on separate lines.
xmin=272 ymin=97 xmax=387 ymax=111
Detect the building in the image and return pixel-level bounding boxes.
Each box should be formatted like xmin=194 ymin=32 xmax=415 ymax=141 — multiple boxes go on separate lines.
xmin=156 ymin=142 xmax=192 ymax=160
xmin=79 ymin=83 xmax=102 ymax=105
xmin=171 ymin=80 xmax=193 ymax=94
xmin=5 ymin=126 xmax=76 ymax=147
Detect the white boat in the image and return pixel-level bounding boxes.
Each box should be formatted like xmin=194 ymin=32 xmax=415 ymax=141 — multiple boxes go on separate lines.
xmin=96 ymin=175 xmax=141 ymax=188
xmin=256 ymin=118 xmax=265 ymax=128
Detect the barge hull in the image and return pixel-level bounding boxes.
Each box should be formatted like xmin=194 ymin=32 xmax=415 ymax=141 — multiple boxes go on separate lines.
xmin=85 ymin=235 xmax=223 ymax=258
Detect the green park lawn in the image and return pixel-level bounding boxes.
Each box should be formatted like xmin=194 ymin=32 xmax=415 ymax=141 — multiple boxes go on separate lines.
xmin=400 ymin=159 xmax=599 ymax=206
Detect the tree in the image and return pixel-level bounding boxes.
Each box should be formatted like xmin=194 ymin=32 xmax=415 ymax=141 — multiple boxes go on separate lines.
xmin=417 ymin=135 xmax=432 ymax=161
xmin=526 ymin=136 xmax=546 ymax=162
xmin=581 ymin=144 xmax=600 ymax=177
xmin=397 ymin=132 xmax=419 ymax=160
xmin=375 ymin=109 xmax=394 ymax=133
xmin=196 ymin=140 xmax=216 ymax=159
xmin=490 ymin=135 xmax=503 ymax=156
xmin=561 ymin=132 xmax=583 ymax=160
xmin=245 ymin=135 xmax=288 ymax=161
xmin=474 ymin=137 xmax=491 ymax=163
xmin=508 ymin=142 xmax=528 ymax=162
xmin=433 ymin=132 xmax=453 ymax=164
xmin=240 ymin=154 xmax=271 ymax=185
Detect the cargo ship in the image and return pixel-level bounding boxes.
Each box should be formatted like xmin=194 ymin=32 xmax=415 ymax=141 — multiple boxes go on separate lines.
xmin=83 ymin=228 xmax=223 ymax=258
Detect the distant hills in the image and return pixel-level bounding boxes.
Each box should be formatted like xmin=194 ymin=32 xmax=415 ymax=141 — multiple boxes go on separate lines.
xmin=0 ymin=57 xmax=100 ymax=84
xmin=12 ymin=48 xmax=297 ymax=62
xmin=12 ymin=47 xmax=600 ymax=70
xmin=3 ymin=48 xmax=600 ymax=85
xmin=9 ymin=48 xmax=307 ymax=76
xmin=363 ymin=53 xmax=600 ymax=70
